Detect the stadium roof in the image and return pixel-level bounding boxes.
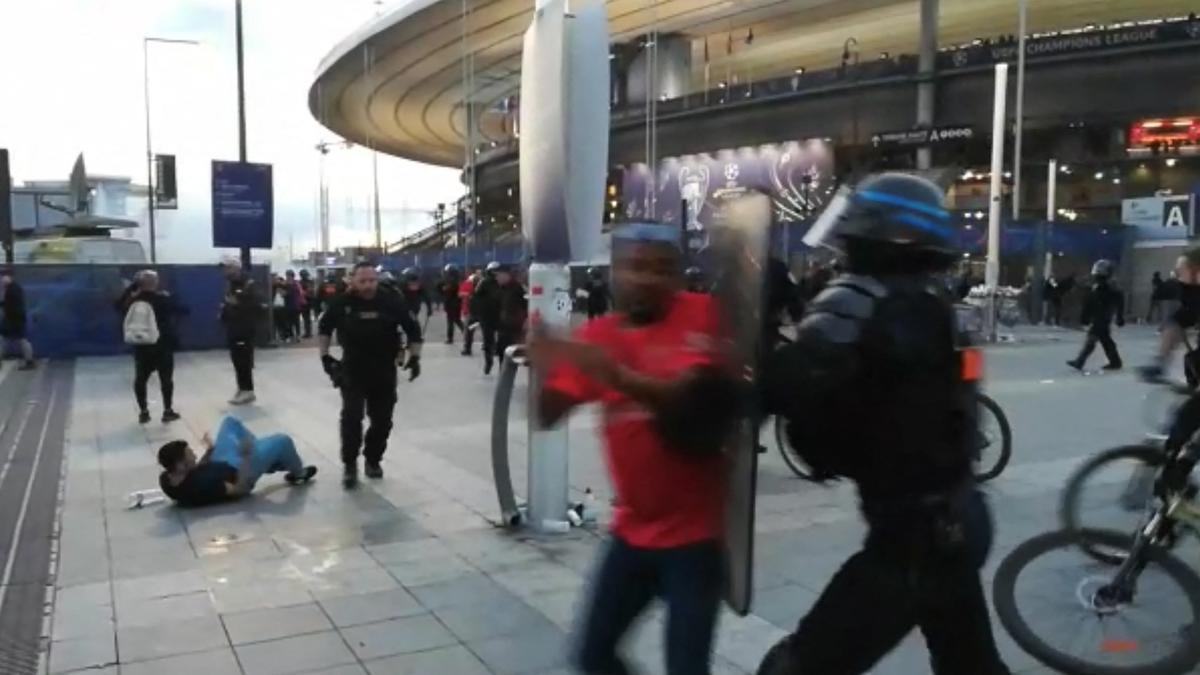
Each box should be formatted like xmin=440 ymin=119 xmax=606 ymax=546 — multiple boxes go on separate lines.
xmin=310 ymin=0 xmax=1196 ymax=167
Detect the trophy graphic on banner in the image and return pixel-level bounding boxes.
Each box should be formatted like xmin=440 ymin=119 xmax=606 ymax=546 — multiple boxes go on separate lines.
xmin=679 ymin=163 xmax=709 ymax=234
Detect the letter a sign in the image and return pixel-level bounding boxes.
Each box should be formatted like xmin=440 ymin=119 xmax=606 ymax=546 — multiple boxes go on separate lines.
xmin=1162 ymin=195 xmax=1194 ymax=236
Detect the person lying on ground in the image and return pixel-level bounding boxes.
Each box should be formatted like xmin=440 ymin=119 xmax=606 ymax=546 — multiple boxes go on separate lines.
xmin=157 ymin=416 xmax=317 ymax=507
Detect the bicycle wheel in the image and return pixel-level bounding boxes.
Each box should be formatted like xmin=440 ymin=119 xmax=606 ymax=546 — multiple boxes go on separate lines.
xmin=1059 ymin=445 xmax=1166 ymax=565
xmin=974 ymin=393 xmax=1012 ymax=483
xmin=993 ymin=529 xmax=1200 ymax=675
xmin=774 ymin=416 xmax=816 ymax=481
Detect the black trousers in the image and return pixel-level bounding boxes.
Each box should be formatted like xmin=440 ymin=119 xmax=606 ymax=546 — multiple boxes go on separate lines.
xmin=576 ymin=537 xmax=722 ymax=675
xmin=133 ymin=345 xmax=174 ymax=412
xmin=229 ymin=341 xmax=255 ymax=392
xmin=481 ymin=322 xmax=498 ymax=369
xmin=445 ymin=307 xmax=464 ymax=343
xmin=757 ymin=492 xmax=1009 ymax=675
xmin=301 ymin=306 xmax=313 ymax=338
xmin=340 ymin=372 xmax=397 ymax=465
xmin=496 ymin=327 xmax=519 ymax=367
xmin=1075 ymin=327 xmax=1122 ymax=368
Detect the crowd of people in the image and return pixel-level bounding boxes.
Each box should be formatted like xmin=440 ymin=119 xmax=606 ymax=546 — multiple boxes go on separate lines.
xmin=61 ymin=169 xmax=1200 ymax=675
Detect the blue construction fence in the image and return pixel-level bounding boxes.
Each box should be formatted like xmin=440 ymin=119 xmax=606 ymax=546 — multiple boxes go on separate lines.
xmin=2 ymin=264 xmax=271 ymax=359
xmin=382 ymin=242 xmax=527 ymax=274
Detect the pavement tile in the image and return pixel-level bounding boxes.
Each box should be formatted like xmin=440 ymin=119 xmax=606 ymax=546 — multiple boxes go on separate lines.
xmin=115 ymin=612 xmax=228 ymax=663
xmin=466 ymin=623 xmax=570 ymax=675
xmin=48 ymin=635 xmax=116 ymax=674
xmin=306 ymin=564 xmax=400 ymax=600
xmin=235 ymin=630 xmax=357 ymax=675
xmin=222 ymin=602 xmax=333 ymax=645
xmin=340 ymin=613 xmax=458 ymax=661
xmin=381 ymin=551 xmax=474 ymax=587
xmin=113 ymin=590 xmax=218 ymax=630
xmin=116 ymin=647 xmax=241 ymax=675
xmin=433 ymin=595 xmax=556 ymax=642
xmin=407 ymin=572 xmax=517 ymax=611
xmin=319 ymin=587 xmax=426 ymax=628
xmin=364 ymin=644 xmax=491 ymax=675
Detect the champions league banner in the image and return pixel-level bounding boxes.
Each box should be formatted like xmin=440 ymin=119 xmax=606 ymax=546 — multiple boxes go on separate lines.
xmin=621 ymin=139 xmax=835 ymax=241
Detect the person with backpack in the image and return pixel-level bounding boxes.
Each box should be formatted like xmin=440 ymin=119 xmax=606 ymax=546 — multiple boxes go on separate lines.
xmin=757 ymin=173 xmax=1010 ymax=675
xmin=118 ymin=270 xmax=186 ymax=424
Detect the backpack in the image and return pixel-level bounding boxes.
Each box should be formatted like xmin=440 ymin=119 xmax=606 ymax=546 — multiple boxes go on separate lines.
xmin=123 ymin=300 xmax=160 ymax=346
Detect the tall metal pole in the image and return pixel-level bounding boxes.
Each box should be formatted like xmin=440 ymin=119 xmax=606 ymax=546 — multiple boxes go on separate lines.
xmin=916 ymin=0 xmax=938 ymax=170
xmin=986 ymin=63 xmax=1009 ymax=342
xmin=1046 ymin=158 xmax=1057 ymax=278
xmin=372 ymin=152 xmax=382 ymax=250
xmin=143 ymin=39 xmax=157 ymax=264
xmin=1011 ymin=0 xmax=1027 ymax=219
xmin=235 ymin=0 xmax=251 ymax=270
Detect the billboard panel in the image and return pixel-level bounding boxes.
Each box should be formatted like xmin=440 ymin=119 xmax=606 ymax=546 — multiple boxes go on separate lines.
xmin=211 ymin=160 xmax=273 ymax=249
xmin=621 ymin=139 xmax=835 ymax=236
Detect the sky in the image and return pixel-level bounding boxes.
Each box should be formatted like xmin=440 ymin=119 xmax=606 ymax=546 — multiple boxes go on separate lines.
xmin=0 ymin=0 xmax=464 ymax=266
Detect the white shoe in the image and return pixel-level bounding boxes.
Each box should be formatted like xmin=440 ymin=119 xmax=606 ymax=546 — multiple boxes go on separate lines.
xmin=242 ymin=391 xmax=257 ymax=404
xmin=228 ymin=391 xmax=243 ymax=405
xmin=229 ymin=391 xmax=256 ymax=405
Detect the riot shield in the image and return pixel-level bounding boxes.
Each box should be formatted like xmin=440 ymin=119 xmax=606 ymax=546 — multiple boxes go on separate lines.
xmin=706 ymin=192 xmax=771 ymax=615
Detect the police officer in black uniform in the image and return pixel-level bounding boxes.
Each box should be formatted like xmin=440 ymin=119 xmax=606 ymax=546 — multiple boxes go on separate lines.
xmin=684 ymin=266 xmax=707 ymax=293
xmin=757 ymin=173 xmax=1010 ymax=675
xmin=584 ymin=267 xmax=611 ymax=320
xmin=472 ymin=261 xmax=503 ymax=374
xmin=1067 ymin=259 xmax=1125 ymax=372
xmin=494 ymin=264 xmax=527 ymax=369
xmin=318 ymin=262 xmax=423 ymax=489
xmin=400 ymin=267 xmax=433 ymax=323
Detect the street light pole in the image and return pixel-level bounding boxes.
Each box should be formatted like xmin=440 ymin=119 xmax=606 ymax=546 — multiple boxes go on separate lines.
xmin=1012 ymin=0 xmax=1028 ymax=219
xmin=235 ymin=0 xmax=251 ymax=270
xmin=143 ymin=36 xmax=198 ymax=264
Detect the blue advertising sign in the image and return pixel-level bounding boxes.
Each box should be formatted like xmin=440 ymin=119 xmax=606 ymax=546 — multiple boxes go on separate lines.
xmin=211 ymin=160 xmax=273 ymax=249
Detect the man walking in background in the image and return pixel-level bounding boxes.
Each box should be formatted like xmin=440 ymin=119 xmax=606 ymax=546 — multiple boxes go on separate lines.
xmin=299 ymin=269 xmax=317 ymax=338
xmin=220 ymin=257 xmax=264 ymax=405
xmin=439 ymin=264 xmax=466 ymax=344
xmin=459 ymin=268 xmax=478 ymax=356
xmin=0 ymin=269 xmax=35 ymax=370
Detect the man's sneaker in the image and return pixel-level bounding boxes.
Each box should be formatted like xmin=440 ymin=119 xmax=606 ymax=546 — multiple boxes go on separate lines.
xmin=162 ymin=410 xmax=181 ymax=423
xmin=18 ymin=360 xmax=35 ymax=371
xmin=461 ymin=349 xmax=472 ymax=356
xmin=1103 ymin=363 xmax=1123 ymax=371
xmin=1066 ymin=360 xmax=1083 ymax=372
xmin=285 ymin=466 xmax=318 ymax=485
xmin=342 ymin=463 xmax=358 ymax=489
xmin=364 ymin=462 xmax=384 ymax=479
xmin=138 ymin=410 xmax=151 ymax=425
xmin=229 ymin=391 xmax=257 ymax=406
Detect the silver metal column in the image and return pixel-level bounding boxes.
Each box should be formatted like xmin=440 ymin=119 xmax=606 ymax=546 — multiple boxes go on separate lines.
xmin=916 ymin=0 xmax=938 ymax=170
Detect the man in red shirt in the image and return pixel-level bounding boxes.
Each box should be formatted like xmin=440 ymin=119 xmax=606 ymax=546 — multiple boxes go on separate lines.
xmin=530 ymin=222 xmax=740 ymax=675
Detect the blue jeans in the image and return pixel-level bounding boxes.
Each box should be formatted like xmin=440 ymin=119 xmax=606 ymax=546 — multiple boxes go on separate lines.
xmin=575 ymin=536 xmax=723 ymax=675
xmin=209 ymin=416 xmax=303 ymax=488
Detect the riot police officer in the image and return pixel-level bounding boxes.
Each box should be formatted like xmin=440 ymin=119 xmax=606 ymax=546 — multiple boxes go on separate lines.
xmin=472 ymin=261 xmax=503 ymax=374
xmin=1067 ymin=259 xmax=1125 ymax=372
xmin=758 ymin=173 xmax=1010 ymax=674
xmin=584 ymin=266 xmax=611 ymax=319
xmin=400 ymin=267 xmax=433 ymax=323
xmin=684 ymin=266 xmax=707 ymax=293
xmin=318 ymin=262 xmax=423 ymax=489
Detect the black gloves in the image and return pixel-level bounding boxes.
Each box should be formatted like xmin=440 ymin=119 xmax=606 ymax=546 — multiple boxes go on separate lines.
xmin=321 ymin=354 xmax=344 ymax=388
xmin=403 ymin=354 xmax=421 ymax=382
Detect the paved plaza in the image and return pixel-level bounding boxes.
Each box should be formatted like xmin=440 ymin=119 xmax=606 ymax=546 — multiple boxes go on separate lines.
xmin=7 ymin=321 xmax=1189 ymax=674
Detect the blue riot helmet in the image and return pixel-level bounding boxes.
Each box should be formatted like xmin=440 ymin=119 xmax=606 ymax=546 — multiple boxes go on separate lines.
xmin=805 ymin=172 xmax=957 ymax=265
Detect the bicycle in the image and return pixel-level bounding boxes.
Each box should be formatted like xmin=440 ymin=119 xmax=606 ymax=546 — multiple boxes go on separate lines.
xmin=1058 ymin=381 xmax=1188 ymax=565
xmin=772 ymin=391 xmax=1012 ymax=483
xmin=993 ymin=380 xmax=1200 ymax=675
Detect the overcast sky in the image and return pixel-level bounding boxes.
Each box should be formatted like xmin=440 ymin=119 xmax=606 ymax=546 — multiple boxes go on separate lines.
xmin=0 ymin=0 xmax=463 ymax=265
